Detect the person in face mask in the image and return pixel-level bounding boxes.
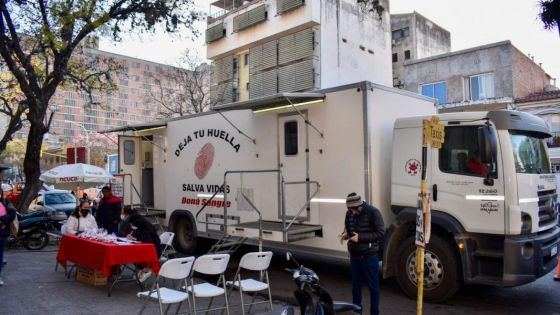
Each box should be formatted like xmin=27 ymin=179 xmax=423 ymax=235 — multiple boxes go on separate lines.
xmin=66 ymin=200 xmax=98 ymax=234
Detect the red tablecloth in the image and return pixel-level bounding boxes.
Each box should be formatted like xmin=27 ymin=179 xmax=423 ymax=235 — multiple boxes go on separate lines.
xmin=56 ymin=234 xmax=160 ymax=277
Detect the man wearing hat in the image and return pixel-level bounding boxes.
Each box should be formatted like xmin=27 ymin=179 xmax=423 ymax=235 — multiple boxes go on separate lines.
xmin=339 ymin=192 xmax=384 ymax=315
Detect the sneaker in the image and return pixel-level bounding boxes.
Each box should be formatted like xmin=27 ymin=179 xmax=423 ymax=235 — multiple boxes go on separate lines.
xmin=0 ymin=277 xmax=4 ymax=286
xmin=137 ymin=270 xmax=152 ymax=283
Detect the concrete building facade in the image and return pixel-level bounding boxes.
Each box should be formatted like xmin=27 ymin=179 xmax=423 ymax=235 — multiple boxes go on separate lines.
xmin=391 ymin=12 xmax=450 ymax=88
xmin=400 ymin=40 xmax=552 ymax=112
xmin=205 ymin=0 xmax=391 ymax=105
xmin=11 ymin=48 xmax=186 ymax=149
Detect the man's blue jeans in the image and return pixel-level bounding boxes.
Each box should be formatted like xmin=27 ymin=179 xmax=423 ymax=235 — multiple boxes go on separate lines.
xmin=351 ymin=255 xmax=380 ymax=315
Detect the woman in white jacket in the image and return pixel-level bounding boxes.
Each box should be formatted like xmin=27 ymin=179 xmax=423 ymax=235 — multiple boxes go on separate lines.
xmin=66 ymin=200 xmax=98 ymax=234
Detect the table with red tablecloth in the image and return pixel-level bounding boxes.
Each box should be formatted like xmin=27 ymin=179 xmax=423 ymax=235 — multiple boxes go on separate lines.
xmin=56 ymin=234 xmax=160 ymax=277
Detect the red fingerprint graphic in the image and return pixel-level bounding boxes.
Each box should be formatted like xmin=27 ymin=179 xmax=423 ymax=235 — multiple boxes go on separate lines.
xmin=195 ymin=143 xmax=215 ymax=179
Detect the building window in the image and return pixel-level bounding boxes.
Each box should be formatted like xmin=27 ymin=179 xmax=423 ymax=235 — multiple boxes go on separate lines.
xmin=244 ymin=54 xmax=249 ymax=66
xmin=469 ymin=73 xmax=494 ymax=101
xmin=133 ymin=62 xmax=140 ymax=68
xmin=64 ymin=114 xmax=75 ymax=121
xmin=120 ymin=79 xmax=128 ymax=86
xmin=284 ymin=121 xmax=298 ymax=156
xmin=420 ymin=81 xmax=447 ymax=105
xmin=119 ymin=92 xmax=128 ymax=99
xmin=391 ymin=27 xmax=410 ymax=41
xmin=404 ymin=50 xmax=411 ymax=60
xmin=133 ymin=75 xmax=140 ymax=81
xmin=64 ymin=99 xmax=75 ymax=106
xmin=52 ymin=120 xmax=60 ymax=127
xmin=392 ymin=53 xmax=398 ymax=63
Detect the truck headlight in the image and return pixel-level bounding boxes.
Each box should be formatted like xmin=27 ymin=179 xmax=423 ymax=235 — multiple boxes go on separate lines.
xmin=521 ymin=212 xmax=532 ymax=234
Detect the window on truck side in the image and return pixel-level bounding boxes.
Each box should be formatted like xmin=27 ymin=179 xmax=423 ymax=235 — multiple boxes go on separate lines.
xmin=123 ymin=140 xmax=135 ymax=165
xmin=284 ymin=121 xmax=298 ymax=156
xmin=439 ymin=126 xmax=497 ymax=178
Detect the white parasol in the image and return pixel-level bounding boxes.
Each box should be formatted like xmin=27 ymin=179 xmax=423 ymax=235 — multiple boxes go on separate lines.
xmin=39 ymin=163 xmax=114 ymax=190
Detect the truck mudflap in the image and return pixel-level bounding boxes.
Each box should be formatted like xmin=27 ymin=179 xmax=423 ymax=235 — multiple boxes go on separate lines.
xmin=503 ymin=226 xmax=560 ymax=286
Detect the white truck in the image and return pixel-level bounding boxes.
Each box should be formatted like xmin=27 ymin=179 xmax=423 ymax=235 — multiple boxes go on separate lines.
xmin=106 ymin=81 xmax=559 ymax=301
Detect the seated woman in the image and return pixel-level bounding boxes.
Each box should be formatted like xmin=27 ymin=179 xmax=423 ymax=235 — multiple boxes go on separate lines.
xmin=120 ymin=208 xmax=161 ymax=282
xmin=66 ymin=200 xmax=98 ymax=234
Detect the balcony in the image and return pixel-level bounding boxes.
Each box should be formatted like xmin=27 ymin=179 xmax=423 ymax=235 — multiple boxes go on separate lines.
xmin=206 ymin=23 xmax=226 ymax=43
xmin=232 ymin=4 xmax=267 ymax=32
xmin=208 ymin=0 xmax=261 ymax=23
xmin=277 ymin=0 xmax=305 ymax=15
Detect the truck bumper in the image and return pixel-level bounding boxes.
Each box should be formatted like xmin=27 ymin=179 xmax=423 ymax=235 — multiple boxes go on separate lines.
xmin=503 ymin=226 xmax=560 ymax=286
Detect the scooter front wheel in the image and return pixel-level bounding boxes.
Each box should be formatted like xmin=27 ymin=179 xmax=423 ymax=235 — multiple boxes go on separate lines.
xmin=24 ymin=229 xmax=49 ymax=250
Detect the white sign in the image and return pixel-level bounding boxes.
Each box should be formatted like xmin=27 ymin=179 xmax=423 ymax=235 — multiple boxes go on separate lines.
xmin=110 ymin=175 xmax=124 ymax=199
xmin=415 ymin=207 xmax=424 ymax=247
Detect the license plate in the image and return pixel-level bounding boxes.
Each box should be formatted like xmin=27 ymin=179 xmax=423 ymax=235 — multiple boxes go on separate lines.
xmin=551 ymin=245 xmax=558 ymax=257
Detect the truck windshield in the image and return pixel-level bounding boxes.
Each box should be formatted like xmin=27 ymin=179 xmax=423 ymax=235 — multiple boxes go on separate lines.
xmin=509 ymin=131 xmax=551 ymax=174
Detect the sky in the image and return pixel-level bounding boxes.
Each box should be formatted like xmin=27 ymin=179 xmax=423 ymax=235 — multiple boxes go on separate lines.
xmin=99 ymin=0 xmax=560 ymax=84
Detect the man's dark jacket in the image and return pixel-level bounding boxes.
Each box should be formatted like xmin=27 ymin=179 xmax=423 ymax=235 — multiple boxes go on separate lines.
xmin=95 ymin=194 xmax=122 ymax=234
xmin=344 ymin=202 xmax=385 ymax=257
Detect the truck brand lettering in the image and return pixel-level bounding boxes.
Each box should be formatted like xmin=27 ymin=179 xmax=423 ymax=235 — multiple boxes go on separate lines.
xmin=478 ymin=188 xmax=498 ymax=194
xmin=480 ymin=201 xmax=499 ymax=214
xmin=175 ymin=129 xmax=241 ymax=157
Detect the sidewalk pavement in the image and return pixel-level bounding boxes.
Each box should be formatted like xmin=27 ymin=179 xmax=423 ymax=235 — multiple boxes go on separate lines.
xmin=0 ymin=245 xmax=290 ymax=315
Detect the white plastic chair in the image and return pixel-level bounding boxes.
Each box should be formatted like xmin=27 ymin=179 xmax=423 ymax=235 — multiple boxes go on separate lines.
xmin=159 ymin=232 xmax=176 ymax=262
xmin=188 ymin=254 xmax=231 ymax=315
xmin=137 ymin=256 xmax=195 ymax=315
xmin=227 ymin=252 xmax=273 ymax=314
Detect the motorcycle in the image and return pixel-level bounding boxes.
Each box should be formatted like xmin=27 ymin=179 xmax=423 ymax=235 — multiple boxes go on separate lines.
xmin=285 ymin=252 xmax=361 ymax=315
xmin=8 ymin=210 xmax=66 ymax=250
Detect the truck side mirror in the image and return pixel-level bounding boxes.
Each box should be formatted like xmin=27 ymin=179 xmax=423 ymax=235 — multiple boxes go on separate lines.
xmin=478 ymin=125 xmax=497 ymax=164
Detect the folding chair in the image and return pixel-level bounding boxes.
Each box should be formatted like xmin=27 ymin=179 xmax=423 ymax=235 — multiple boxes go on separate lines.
xmin=159 ymin=232 xmax=176 ymax=262
xmin=227 ymin=252 xmax=273 ymax=314
xmin=137 ymin=256 xmax=195 ymax=315
xmin=188 ymin=254 xmax=231 ymax=315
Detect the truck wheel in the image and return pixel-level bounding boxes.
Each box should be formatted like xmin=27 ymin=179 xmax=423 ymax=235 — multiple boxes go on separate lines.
xmin=395 ymin=235 xmax=461 ymax=302
xmin=24 ymin=229 xmax=49 ymax=250
xmin=173 ymin=214 xmax=198 ymax=254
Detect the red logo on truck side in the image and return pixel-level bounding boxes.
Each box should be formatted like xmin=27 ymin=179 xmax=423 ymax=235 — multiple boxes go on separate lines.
xmin=405 ymin=159 xmax=420 ymax=176
xmin=194 ymin=143 xmax=215 ymax=179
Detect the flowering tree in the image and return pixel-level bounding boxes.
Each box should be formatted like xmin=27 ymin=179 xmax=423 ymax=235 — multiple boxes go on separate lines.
xmin=71 ymin=133 xmax=118 ymax=168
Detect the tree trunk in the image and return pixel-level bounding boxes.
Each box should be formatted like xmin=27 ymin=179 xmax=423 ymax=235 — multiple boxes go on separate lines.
xmin=16 ymin=123 xmax=46 ymax=213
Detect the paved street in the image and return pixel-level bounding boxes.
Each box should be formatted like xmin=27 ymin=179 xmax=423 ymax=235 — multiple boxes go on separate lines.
xmin=2 ymin=244 xmax=560 ymax=315
xmin=266 ymin=250 xmax=560 ymax=315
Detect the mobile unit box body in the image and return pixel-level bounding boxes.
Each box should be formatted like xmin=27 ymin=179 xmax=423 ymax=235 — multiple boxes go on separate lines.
xmin=116 ymin=81 xmax=435 ymax=257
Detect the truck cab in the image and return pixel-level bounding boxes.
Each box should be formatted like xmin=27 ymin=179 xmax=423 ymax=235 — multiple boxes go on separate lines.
xmin=387 ymin=110 xmax=560 ymax=301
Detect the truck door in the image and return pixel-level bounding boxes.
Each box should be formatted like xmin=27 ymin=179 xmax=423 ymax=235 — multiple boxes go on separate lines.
xmin=431 ymin=125 xmax=505 ymax=234
xmin=279 ymin=113 xmax=310 ymax=221
xmin=118 ymin=135 xmax=142 ymax=206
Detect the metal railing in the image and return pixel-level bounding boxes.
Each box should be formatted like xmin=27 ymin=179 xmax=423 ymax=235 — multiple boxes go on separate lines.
xmin=281 ymin=180 xmax=320 ymax=242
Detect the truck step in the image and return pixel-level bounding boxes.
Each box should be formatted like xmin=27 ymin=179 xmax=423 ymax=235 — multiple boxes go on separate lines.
xmin=226 ymin=220 xmax=322 ymax=243
xmin=473 ymin=249 xmax=504 ymax=259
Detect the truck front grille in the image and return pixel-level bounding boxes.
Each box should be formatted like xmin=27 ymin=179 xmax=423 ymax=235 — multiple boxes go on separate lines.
xmin=538 ymin=189 xmax=558 ymax=228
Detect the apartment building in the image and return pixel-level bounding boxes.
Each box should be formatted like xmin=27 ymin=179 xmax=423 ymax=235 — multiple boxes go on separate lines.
xmin=12 ymin=48 xmax=186 ymax=148
xmin=205 ymin=0 xmax=391 ymax=105
xmin=391 ymin=12 xmax=451 ymax=89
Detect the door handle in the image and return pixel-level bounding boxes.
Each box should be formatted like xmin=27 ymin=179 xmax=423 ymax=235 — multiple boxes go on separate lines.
xmin=432 ymin=184 xmax=438 ymax=202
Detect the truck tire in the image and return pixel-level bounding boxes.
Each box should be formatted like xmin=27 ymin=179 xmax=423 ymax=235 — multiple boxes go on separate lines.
xmin=395 ymin=235 xmax=461 ymax=302
xmin=172 ymin=213 xmax=198 ymax=254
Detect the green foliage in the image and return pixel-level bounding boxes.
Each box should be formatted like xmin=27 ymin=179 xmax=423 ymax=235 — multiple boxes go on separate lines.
xmin=0 ymin=0 xmax=203 ymax=211
xmin=539 ymin=0 xmax=560 ymax=35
